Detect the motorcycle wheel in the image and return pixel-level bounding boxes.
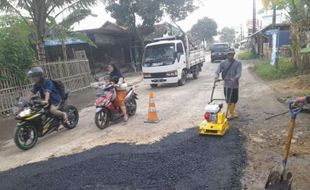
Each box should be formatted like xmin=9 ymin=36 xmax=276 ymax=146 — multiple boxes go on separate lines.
xmin=14 ymin=124 xmax=38 ymax=150
xmin=63 ymin=105 xmax=79 ymax=129
xmin=126 ymin=99 xmax=137 ymax=116
xmin=95 ymin=110 xmax=109 ymax=130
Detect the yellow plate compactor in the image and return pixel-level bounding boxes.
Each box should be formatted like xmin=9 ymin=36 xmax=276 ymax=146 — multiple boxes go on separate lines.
xmin=199 ymin=80 xmax=231 ymax=136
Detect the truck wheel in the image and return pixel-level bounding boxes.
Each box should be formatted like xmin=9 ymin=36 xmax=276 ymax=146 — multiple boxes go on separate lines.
xmin=150 ymin=84 xmax=158 ymax=88
xmin=178 ymin=70 xmax=186 ymax=86
xmin=193 ymin=67 xmax=199 ymax=79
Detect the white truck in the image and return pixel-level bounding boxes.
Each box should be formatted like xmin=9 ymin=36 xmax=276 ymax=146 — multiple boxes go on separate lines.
xmin=142 ymin=35 xmax=205 ymax=87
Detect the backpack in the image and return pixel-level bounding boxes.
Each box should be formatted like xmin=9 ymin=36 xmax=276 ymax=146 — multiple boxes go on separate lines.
xmin=51 ymin=80 xmax=66 ymax=99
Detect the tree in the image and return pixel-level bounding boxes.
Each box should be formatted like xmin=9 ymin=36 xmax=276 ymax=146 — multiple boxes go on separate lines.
xmin=190 ymin=17 xmax=218 ymax=44
xmin=0 ymin=16 xmax=35 ymax=80
xmin=219 ymin=27 xmax=236 ymax=44
xmin=261 ymin=0 xmax=287 ymax=27
xmin=48 ymin=9 xmax=96 ymax=61
xmin=0 ymin=0 xmax=97 ymax=64
xmin=104 ymin=0 xmax=196 ymax=43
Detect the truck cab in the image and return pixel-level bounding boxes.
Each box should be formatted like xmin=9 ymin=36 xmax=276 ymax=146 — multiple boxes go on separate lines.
xmin=142 ymin=36 xmax=205 ymax=87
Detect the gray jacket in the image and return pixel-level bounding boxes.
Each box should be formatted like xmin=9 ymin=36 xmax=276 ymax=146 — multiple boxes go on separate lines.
xmin=214 ymin=59 xmax=242 ymax=89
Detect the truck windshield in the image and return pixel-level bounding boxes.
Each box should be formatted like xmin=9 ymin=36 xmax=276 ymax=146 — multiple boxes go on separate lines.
xmin=143 ymin=43 xmax=175 ymax=66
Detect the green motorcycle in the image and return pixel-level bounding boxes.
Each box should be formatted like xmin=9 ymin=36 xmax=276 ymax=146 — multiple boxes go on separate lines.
xmin=13 ymin=93 xmax=79 ymax=150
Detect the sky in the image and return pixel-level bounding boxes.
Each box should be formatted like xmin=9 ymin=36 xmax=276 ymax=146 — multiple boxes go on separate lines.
xmin=75 ymin=0 xmax=264 ymax=32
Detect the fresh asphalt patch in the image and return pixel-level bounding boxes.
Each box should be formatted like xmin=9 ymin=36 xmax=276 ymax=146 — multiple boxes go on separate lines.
xmin=0 ymin=127 xmax=246 ymax=190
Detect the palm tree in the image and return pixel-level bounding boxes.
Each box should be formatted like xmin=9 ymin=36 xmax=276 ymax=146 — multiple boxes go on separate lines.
xmin=0 ymin=0 xmax=97 ymax=64
xmin=48 ymin=9 xmax=96 ymax=61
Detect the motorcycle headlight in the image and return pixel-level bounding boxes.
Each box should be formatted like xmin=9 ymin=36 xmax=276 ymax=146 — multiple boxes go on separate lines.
xmin=18 ymin=108 xmax=31 ymax=118
xmin=100 ymin=99 xmax=109 ymax=106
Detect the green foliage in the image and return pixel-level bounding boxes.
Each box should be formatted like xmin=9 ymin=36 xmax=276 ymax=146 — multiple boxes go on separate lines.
xmin=254 ymin=58 xmax=296 ymax=80
xmin=238 ymin=50 xmax=257 ymax=60
xmin=0 ymin=0 xmax=98 ymax=63
xmin=219 ymin=27 xmax=236 ymax=44
xmin=190 ymin=17 xmax=217 ymax=43
xmin=0 ymin=18 xmax=35 ymax=80
xmin=161 ymin=0 xmax=196 ymax=21
xmin=0 ymin=16 xmax=33 ymax=40
xmin=104 ymin=0 xmax=196 ymax=39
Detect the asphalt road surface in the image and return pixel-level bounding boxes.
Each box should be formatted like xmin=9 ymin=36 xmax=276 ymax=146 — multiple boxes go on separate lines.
xmin=0 ymin=127 xmax=246 ymax=190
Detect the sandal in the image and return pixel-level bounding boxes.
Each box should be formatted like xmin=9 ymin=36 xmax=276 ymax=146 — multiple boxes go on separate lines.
xmin=124 ymin=115 xmax=129 ymax=122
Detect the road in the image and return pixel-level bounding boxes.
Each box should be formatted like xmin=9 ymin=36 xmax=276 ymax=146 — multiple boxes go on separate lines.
xmin=0 ymin=54 xmax=308 ymax=190
xmin=0 ymin=54 xmax=247 ymax=190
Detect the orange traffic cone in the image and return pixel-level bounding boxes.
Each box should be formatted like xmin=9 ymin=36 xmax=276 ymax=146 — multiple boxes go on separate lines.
xmin=145 ymin=91 xmax=161 ymax=123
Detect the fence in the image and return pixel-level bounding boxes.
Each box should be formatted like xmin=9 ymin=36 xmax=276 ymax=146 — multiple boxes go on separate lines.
xmin=0 ymin=59 xmax=93 ymax=116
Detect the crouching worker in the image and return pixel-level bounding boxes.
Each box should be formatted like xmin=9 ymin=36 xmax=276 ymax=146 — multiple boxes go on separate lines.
xmin=214 ymin=50 xmax=242 ymax=119
xmin=294 ymin=96 xmax=310 ymax=105
xmin=27 ymin=67 xmax=68 ymax=123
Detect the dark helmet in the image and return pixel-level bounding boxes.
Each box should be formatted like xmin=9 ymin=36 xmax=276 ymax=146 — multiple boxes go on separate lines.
xmin=226 ymin=48 xmax=235 ymax=56
xmin=27 ymin=67 xmax=44 ymax=78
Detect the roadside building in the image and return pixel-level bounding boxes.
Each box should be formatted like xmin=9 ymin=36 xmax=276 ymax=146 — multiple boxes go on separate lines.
xmin=44 ymin=21 xmax=136 ymax=74
xmin=248 ymin=23 xmax=291 ymax=59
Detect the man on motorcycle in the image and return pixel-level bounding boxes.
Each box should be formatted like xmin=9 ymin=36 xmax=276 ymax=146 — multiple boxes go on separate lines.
xmin=27 ymin=67 xmax=68 ymax=123
xmin=107 ymin=64 xmax=129 ymax=121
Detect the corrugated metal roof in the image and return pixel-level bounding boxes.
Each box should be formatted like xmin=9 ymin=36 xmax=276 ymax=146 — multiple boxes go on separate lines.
xmin=44 ymin=38 xmax=85 ymax=47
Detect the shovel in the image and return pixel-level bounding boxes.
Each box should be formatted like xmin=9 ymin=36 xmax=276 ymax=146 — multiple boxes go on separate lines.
xmin=265 ymin=101 xmax=303 ymax=190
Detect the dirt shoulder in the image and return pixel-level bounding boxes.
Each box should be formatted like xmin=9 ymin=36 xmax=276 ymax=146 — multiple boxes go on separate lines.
xmin=269 ymin=73 xmax=310 ymax=99
xmin=240 ymin=60 xmax=310 ymax=190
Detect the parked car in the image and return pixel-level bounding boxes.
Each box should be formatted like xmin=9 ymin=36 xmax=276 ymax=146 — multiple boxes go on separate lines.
xmin=210 ymin=43 xmax=232 ymax=63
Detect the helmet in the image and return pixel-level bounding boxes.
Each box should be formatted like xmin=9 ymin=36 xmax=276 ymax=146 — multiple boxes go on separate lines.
xmin=226 ymin=49 xmax=235 ymax=56
xmin=27 ymin=67 xmax=44 ymax=78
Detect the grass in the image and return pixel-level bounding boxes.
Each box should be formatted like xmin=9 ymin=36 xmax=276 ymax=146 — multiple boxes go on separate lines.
xmin=238 ymin=50 xmax=257 ymax=60
xmin=254 ymin=58 xmax=296 ymax=81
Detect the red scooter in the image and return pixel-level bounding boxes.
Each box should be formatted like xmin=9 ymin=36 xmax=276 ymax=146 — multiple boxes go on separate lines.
xmin=94 ymin=83 xmax=138 ymax=129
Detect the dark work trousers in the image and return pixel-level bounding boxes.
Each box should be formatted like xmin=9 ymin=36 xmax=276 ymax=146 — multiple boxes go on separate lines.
xmin=224 ymin=88 xmax=239 ymax=103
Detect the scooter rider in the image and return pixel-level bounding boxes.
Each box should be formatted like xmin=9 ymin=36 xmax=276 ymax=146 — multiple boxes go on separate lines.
xmin=214 ymin=49 xmax=242 ymax=119
xmin=107 ymin=64 xmax=129 ymax=122
xmin=27 ymin=67 xmax=68 ymax=123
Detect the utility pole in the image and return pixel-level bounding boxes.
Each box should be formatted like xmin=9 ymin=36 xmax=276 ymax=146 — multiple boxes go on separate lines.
xmin=252 ymin=0 xmax=256 ymax=34
xmin=252 ymin=0 xmax=257 ymax=53
xmin=240 ymin=25 xmax=243 ymax=41
xmin=272 ymin=7 xmax=276 ymax=28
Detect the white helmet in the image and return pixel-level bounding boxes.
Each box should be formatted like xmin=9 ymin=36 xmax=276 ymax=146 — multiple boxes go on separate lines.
xmin=27 ymin=67 xmax=44 ymax=77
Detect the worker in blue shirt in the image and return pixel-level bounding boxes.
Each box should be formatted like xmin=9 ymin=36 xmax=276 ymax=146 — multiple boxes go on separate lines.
xmin=28 ymin=67 xmax=68 ymax=123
